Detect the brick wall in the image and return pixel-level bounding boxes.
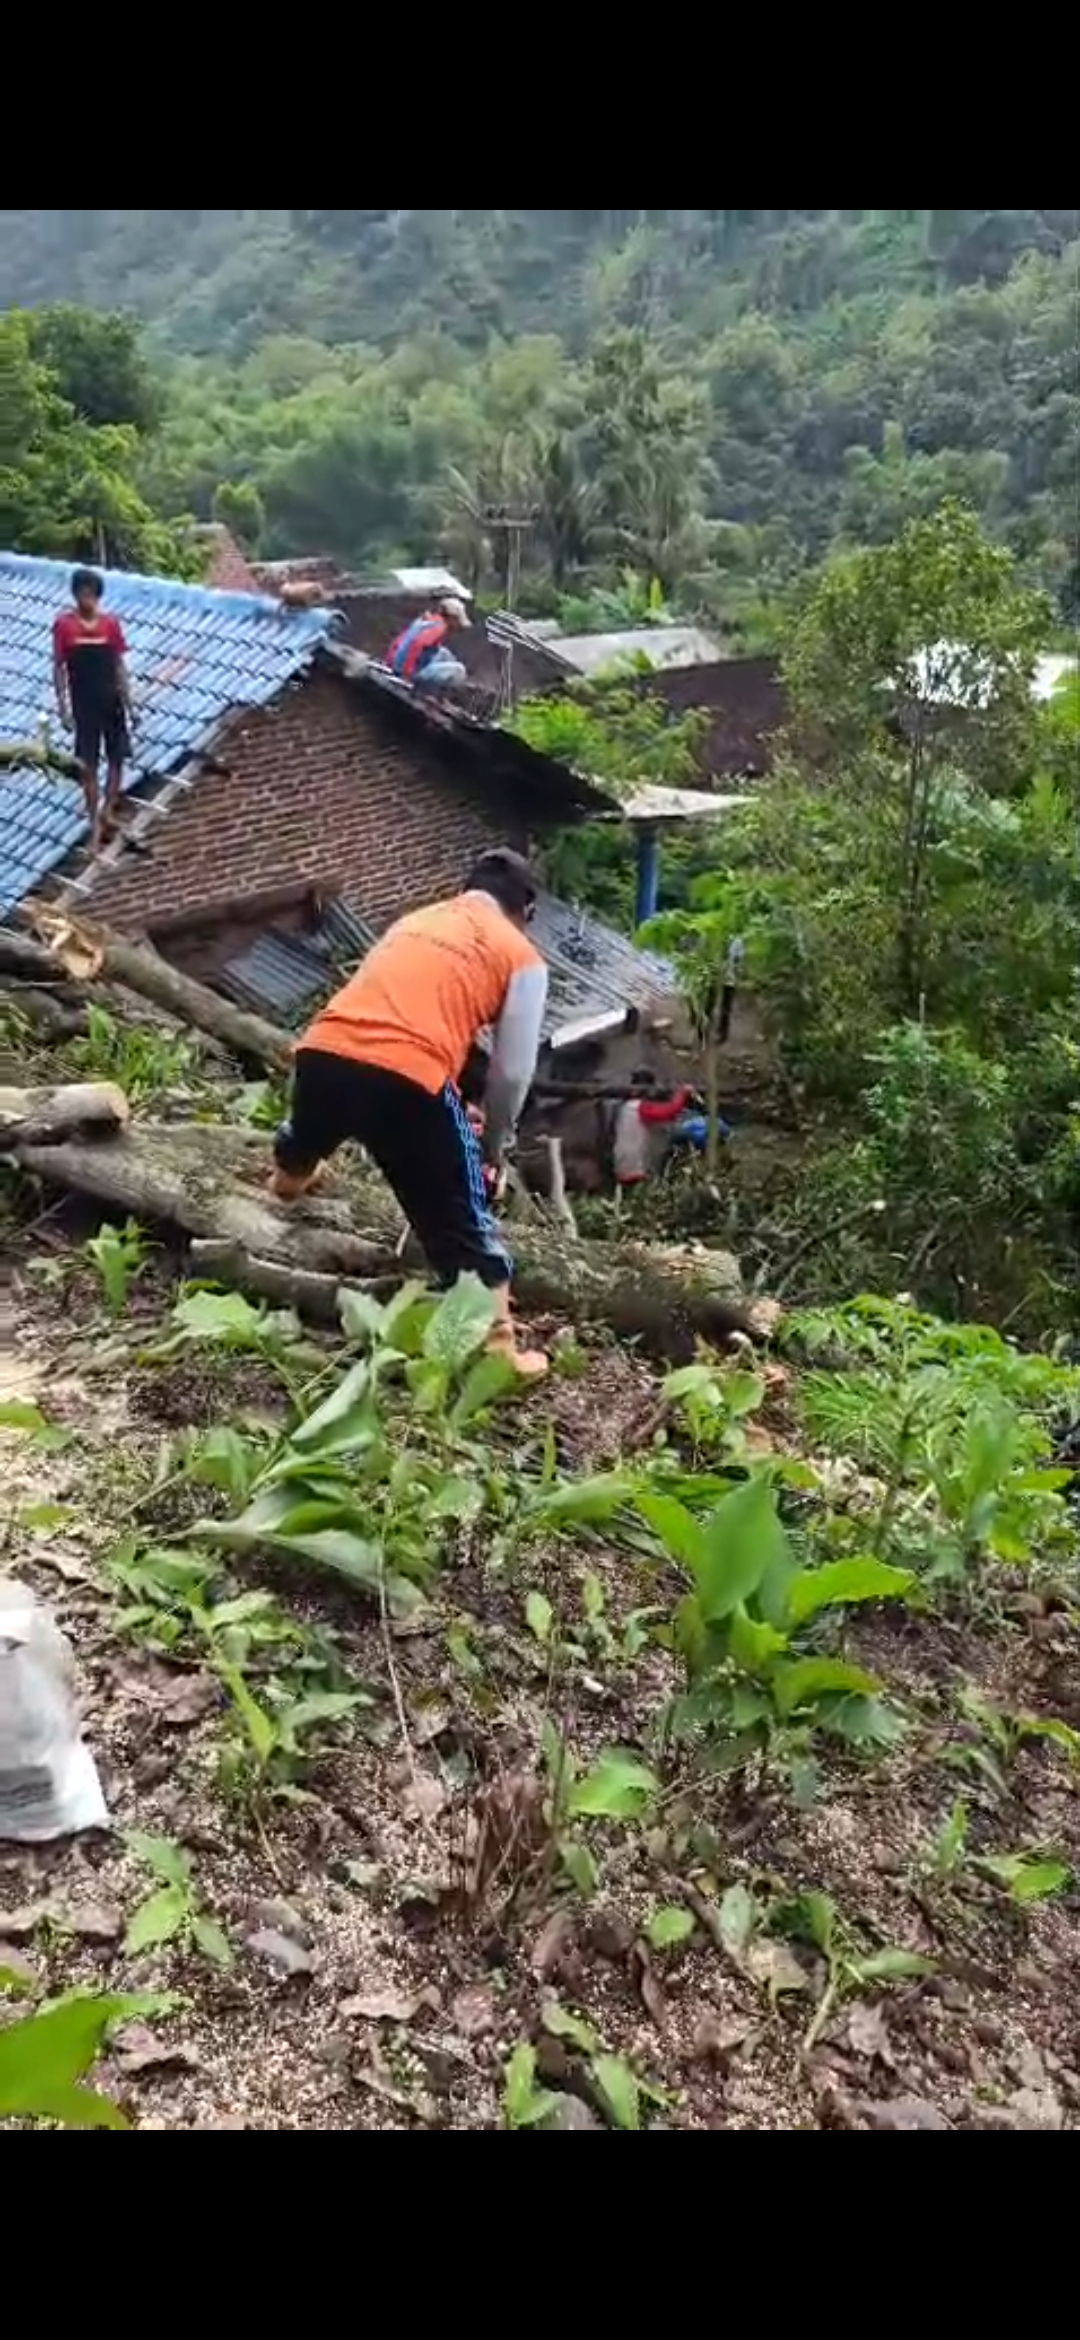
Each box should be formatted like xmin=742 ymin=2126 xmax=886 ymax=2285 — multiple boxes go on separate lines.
xmin=85 ymin=667 xmax=531 ymax=938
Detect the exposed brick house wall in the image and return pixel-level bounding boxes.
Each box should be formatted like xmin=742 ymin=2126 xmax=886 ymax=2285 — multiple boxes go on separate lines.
xmin=86 ymin=667 xmax=531 ymax=939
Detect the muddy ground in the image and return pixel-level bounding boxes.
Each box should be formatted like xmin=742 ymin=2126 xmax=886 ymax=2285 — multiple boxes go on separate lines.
xmin=2 ymin=1210 xmax=1079 ymax=2133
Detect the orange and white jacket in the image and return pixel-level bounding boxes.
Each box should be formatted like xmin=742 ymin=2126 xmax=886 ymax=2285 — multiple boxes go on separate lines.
xmin=302 ymin=890 xmax=548 ymax=1155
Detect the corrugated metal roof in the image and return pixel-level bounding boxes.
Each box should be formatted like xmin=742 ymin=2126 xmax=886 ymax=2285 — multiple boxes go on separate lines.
xmin=213 ymin=889 xmax=676 ymax=1042
xmin=551 ymin=626 xmax=723 ymax=677
xmin=0 ymin=552 xmax=338 ymax=917
xmin=217 ymin=898 xmax=379 ymax=1026
xmin=532 ymin=890 xmax=676 ymax=1031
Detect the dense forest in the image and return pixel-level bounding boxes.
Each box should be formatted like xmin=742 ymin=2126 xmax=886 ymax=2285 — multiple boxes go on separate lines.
xmin=2 ymin=208 xmax=1077 ymax=627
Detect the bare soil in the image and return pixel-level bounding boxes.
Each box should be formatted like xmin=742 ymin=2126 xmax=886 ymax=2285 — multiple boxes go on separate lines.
xmin=3 ymin=1231 xmax=1079 ymax=2134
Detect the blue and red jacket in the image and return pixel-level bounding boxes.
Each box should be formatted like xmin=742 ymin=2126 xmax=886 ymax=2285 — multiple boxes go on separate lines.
xmin=386 ymin=612 xmax=448 ymax=681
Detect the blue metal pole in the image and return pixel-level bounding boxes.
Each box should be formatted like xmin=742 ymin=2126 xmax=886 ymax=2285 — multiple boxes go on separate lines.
xmin=635 ymin=825 xmax=660 ymax=928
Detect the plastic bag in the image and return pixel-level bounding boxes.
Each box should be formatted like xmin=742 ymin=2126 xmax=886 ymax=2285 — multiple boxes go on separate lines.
xmin=0 ymin=1577 xmax=109 ymax=1841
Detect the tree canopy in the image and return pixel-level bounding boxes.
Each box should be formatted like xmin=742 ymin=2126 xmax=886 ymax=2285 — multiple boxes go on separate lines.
xmin=1 ymin=208 xmax=1075 ymax=623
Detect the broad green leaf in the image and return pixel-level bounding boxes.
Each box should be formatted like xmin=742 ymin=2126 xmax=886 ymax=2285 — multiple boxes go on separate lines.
xmin=723 ymin=1371 xmax=767 ymax=1420
xmin=770 ymin=1656 xmax=879 ymax=1719
xmin=591 ymin=2052 xmax=641 ymax=2131
xmin=979 ymin=1854 xmax=1071 ymax=1903
xmin=0 ymin=1964 xmax=32 ymax=1998
xmin=541 ymin=2000 xmax=600 ymax=2053
xmin=422 ymin=1275 xmax=497 ymax=1368
xmin=279 ymin=1690 xmax=364 ymax=1736
xmin=449 ymin=1349 xmax=518 ymax=1427
xmin=525 ymin=1590 xmax=553 ymax=1644
xmin=0 ymin=1993 xmax=144 ymax=2124
xmin=797 ymin=1890 xmax=837 ymax=1955
xmin=192 ymin=1915 xmax=234 ymax=1968
xmin=290 ymin=1360 xmax=375 ymax=1456
xmin=187 ymin=1425 xmax=256 ymax=1499
xmin=661 ymin=1363 xmax=721 ymax=1405
xmin=727 ymin=1604 xmax=788 ymax=1674
xmin=0 ymin=1400 xmax=48 ymax=1432
xmin=426 ymin=1475 xmax=484 ymax=1524
xmin=337 ymin=1287 xmax=389 ymax=1345
xmin=785 ymin=1556 xmax=915 ymax=1626
xmin=635 ymin=1490 xmax=708 ymax=1572
xmin=124 ymin=1831 xmax=192 ymax=1889
xmin=218 ymin=1666 xmax=276 ymax=1765
xmin=202 ymin=1590 xmax=277 ymax=1631
xmin=1016 ymin=1714 xmax=1080 ymax=1762
xmin=19 ymin=1501 xmax=75 ymax=1531
xmin=170 ymin=1289 xmax=266 ymax=1343
xmin=582 ymin=1569 xmax=605 ymax=1621
xmin=503 ymin=2042 xmax=560 ymax=2130
xmin=202 ymin=1493 xmax=385 ymax=1594
xmin=849 ymin=1947 xmax=934 ymax=1984
xmin=560 ymin=1839 xmax=599 ymax=1896
xmin=718 ymin=1883 xmax=756 ymax=1959
xmin=569 ymin=1749 xmax=659 ymax=1821
xmin=645 ymin=1905 xmax=696 ymax=1951
xmin=695 ymin=1476 xmax=794 ymax=1626
xmin=125 ymin=1886 xmax=188 ymax=1955
xmin=526 ymin=1474 xmax=637 ymax=1530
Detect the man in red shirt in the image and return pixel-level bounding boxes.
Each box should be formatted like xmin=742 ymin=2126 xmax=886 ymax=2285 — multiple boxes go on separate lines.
xmin=612 ymin=1067 xmax=696 ymax=1196
xmin=52 ymin=568 xmax=136 ymax=854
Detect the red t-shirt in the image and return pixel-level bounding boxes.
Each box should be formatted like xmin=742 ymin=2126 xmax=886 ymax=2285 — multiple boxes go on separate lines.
xmin=52 ymin=610 xmax=127 ymax=708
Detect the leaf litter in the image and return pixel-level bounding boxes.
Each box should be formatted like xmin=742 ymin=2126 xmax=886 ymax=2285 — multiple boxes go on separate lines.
xmin=3 ymin=1226 xmax=1080 ymax=2130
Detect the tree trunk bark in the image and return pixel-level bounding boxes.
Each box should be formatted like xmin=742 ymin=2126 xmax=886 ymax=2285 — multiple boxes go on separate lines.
xmin=21 ymin=909 xmax=294 ymax=1075
xmin=11 ymin=1117 xmax=760 ymax=1357
xmin=0 ymin=1081 xmax=129 ymax=1149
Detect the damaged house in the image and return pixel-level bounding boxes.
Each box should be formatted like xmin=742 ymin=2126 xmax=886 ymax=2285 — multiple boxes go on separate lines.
xmin=0 ymin=553 xmax=681 ymax=1090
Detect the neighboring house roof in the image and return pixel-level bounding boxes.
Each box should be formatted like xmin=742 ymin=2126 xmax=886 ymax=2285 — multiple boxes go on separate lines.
xmin=196 ymin=524 xmax=262 ymax=594
xmin=392 ymin=565 xmax=470 ymax=598
xmin=550 ymin=625 xmax=724 ymax=676
xmin=335 ymin=592 xmax=568 ymax=703
xmin=216 ymin=897 xmax=379 ymax=1024
xmin=621 ymin=785 xmax=755 ymax=823
xmin=531 ymin=890 xmax=676 ymax=1036
xmin=330 ymin=646 xmax=618 ymax=822
xmin=213 ymin=884 xmax=676 ymax=1046
xmin=0 ymin=551 xmax=338 ymax=919
xmin=642 ymin=656 xmax=787 ymax=780
xmin=908 ymin=642 xmax=1078 ymax=708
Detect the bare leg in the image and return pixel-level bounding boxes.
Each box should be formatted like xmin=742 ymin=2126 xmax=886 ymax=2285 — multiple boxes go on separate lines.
xmin=80 ymin=764 xmax=103 ymax=854
xmin=101 ymin=760 xmax=123 ymax=840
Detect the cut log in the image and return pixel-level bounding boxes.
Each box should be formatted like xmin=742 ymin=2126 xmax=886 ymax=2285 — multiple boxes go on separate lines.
xmin=0 ymin=984 xmax=89 ymax=1042
xmin=10 ymin=1117 xmax=762 ymax=1357
xmin=0 ymin=1080 xmax=129 ymax=1149
xmin=20 ymin=903 xmax=294 ymax=1075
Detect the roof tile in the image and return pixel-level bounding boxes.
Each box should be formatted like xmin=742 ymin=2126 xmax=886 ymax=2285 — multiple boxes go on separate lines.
xmin=0 ymin=552 xmax=339 ymax=917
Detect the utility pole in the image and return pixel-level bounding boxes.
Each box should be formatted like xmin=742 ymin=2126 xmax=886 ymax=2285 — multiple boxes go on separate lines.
xmin=481 ymin=503 xmax=537 ymax=714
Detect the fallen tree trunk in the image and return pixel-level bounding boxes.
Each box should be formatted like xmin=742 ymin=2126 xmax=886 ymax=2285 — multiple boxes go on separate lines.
xmin=12 ymin=1117 xmax=762 ymax=1357
xmin=0 ymin=984 xmax=89 ymax=1043
xmin=20 ymin=903 xmax=294 ymax=1075
xmin=0 ymin=1080 xmax=129 ymax=1149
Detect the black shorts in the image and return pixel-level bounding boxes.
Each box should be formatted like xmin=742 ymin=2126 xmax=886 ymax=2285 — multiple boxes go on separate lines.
xmin=73 ymin=701 xmax=130 ymax=774
xmin=274 ymin=1049 xmax=511 ymax=1289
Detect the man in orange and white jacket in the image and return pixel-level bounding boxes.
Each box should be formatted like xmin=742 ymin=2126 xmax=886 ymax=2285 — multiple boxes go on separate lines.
xmin=269 ymin=849 xmax=548 ymax=1376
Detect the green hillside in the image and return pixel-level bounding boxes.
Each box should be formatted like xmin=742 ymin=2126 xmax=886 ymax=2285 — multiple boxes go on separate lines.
xmin=1 ymin=209 xmax=1076 ymax=619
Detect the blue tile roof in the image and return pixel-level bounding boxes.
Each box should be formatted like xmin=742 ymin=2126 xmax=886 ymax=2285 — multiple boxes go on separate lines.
xmin=0 ymin=552 xmax=338 ymax=918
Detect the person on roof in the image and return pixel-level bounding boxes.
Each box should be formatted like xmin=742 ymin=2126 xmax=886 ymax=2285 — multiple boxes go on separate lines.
xmin=385 ymin=597 xmax=469 ymax=693
xmin=269 ymin=847 xmax=549 ymax=1377
xmin=612 ymin=1067 xmax=699 ymax=1197
xmin=52 ymin=568 xmax=136 ymax=854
